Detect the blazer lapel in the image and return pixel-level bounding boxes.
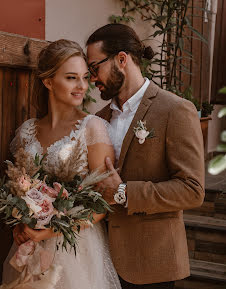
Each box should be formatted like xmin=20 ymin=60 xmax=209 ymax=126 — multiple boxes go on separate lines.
xmin=96 ymin=103 xmax=112 ymax=122
xmin=117 ymin=82 xmax=159 ymax=173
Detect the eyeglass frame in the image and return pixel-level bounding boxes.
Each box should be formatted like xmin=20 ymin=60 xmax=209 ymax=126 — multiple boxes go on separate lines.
xmin=88 ymin=51 xmax=129 ymax=77
xmin=88 ymin=56 xmax=110 ymax=77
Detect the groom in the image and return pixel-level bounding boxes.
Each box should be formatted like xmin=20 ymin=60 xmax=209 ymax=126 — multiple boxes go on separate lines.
xmin=86 ymin=24 xmax=205 ymax=289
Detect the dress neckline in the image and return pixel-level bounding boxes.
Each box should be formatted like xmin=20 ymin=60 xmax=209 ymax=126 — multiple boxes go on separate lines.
xmin=32 ymin=115 xmax=91 ymax=155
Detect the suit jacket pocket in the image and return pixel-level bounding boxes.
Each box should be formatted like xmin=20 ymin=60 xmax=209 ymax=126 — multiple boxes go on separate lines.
xmin=141 ymin=211 xmax=181 ymax=222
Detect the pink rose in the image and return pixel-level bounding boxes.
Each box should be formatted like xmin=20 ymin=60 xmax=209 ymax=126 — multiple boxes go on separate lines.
xmin=17 ymin=175 xmax=31 ymax=192
xmin=40 ymin=184 xmax=59 ymax=199
xmin=35 ymin=213 xmax=54 ymax=228
xmin=26 ymin=188 xmax=44 ymax=204
xmin=53 ymin=182 xmax=69 ymax=198
xmin=39 ymin=199 xmax=54 ymax=216
xmin=34 ymin=198 xmax=54 ymax=228
xmin=135 ymin=129 xmax=149 ymax=144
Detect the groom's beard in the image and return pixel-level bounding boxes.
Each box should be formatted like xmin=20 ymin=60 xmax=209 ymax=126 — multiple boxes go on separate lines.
xmin=96 ymin=64 xmax=125 ymax=101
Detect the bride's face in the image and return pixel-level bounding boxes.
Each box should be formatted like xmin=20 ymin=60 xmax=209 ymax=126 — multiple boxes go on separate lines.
xmin=45 ymin=56 xmax=89 ymax=107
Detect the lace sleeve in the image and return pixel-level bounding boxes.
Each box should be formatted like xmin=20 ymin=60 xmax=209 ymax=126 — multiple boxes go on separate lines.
xmin=10 ymin=128 xmax=23 ymax=156
xmin=10 ymin=118 xmax=37 ymax=155
xmin=85 ymin=116 xmax=113 ymax=146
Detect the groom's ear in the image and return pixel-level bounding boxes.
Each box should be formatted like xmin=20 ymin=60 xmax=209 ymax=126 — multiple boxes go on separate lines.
xmin=117 ymin=51 xmax=127 ymax=68
xmin=42 ymin=78 xmax=52 ymax=90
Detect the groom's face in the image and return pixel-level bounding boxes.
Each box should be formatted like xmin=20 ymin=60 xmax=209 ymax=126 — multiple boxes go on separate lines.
xmin=87 ymin=42 xmax=125 ymax=101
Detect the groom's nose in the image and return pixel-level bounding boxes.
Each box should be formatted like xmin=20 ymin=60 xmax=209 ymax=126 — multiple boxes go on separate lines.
xmin=90 ymin=73 xmax=98 ymax=83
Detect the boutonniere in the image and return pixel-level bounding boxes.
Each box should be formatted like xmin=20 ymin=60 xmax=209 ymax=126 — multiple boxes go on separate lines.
xmin=133 ymin=120 xmax=155 ymax=144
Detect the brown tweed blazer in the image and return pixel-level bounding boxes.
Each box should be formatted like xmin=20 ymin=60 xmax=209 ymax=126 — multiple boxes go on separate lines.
xmin=96 ymin=81 xmax=205 ymax=284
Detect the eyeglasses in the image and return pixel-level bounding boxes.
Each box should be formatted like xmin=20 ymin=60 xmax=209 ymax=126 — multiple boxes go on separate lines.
xmin=88 ymin=57 xmax=110 ymax=77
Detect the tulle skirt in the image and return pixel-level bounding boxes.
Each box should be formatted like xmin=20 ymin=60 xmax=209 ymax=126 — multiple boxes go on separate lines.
xmin=2 ymin=222 xmax=121 ymax=289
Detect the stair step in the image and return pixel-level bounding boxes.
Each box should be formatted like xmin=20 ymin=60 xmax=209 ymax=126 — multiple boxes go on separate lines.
xmin=184 ymin=214 xmax=226 ymax=231
xmin=190 ymin=259 xmax=226 ymax=282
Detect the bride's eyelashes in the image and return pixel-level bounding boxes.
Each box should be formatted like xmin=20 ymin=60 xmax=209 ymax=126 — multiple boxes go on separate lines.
xmin=66 ymin=76 xmax=76 ymax=80
xmin=66 ymin=76 xmax=89 ymax=80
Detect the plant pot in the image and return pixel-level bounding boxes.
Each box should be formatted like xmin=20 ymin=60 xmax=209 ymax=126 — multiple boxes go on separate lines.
xmin=200 ymin=116 xmax=211 ymax=148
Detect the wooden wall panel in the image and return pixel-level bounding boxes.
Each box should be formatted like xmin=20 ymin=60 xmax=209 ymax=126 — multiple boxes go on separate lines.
xmin=211 ymin=0 xmax=226 ymax=104
xmin=201 ymin=8 xmax=211 ymax=103
xmin=16 ymin=70 xmax=30 ymax=128
xmin=191 ymin=0 xmax=203 ymax=101
xmin=180 ymin=4 xmax=192 ymax=92
xmin=1 ymin=68 xmax=17 ymax=162
xmin=0 ymin=69 xmax=3 ymax=159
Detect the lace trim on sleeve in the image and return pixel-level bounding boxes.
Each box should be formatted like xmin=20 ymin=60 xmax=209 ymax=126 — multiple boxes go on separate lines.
xmin=10 ymin=118 xmax=37 ymax=155
xmin=81 ymin=115 xmax=113 ymax=146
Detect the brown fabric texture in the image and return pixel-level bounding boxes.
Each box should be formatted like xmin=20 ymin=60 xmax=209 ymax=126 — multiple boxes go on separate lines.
xmin=96 ymin=81 xmax=205 ymax=284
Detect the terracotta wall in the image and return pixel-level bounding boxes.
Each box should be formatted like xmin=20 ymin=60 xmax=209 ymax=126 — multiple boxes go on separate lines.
xmin=0 ymin=0 xmax=45 ymax=39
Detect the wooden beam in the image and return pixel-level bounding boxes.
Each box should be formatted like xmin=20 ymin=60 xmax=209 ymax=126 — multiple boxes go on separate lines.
xmin=0 ymin=31 xmax=48 ymax=68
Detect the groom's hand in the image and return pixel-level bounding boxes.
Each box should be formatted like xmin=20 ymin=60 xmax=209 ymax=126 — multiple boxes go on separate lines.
xmin=99 ymin=157 xmax=122 ymax=205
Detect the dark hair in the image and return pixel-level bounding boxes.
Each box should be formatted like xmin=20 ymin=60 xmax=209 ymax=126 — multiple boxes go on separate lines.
xmin=86 ymin=24 xmax=154 ymax=66
xmin=32 ymin=39 xmax=86 ymax=118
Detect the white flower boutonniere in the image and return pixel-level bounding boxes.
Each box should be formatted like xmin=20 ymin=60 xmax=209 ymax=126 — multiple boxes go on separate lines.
xmin=133 ymin=120 xmax=155 ymax=144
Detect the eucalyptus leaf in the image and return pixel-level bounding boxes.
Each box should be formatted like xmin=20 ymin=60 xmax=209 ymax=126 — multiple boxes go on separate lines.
xmin=221 ymin=131 xmax=226 ymax=142
xmin=218 ymin=108 xmax=226 ymax=118
xmin=208 ymin=155 xmax=226 ymax=175
xmin=217 ymin=144 xmax=226 ymax=152
xmin=219 ymin=87 xmax=226 ymax=94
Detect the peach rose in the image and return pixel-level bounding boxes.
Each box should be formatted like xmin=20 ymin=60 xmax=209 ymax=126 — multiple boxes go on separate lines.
xmin=17 ymin=175 xmax=31 ymax=192
xmin=53 ymin=182 xmax=69 ymax=198
xmin=40 ymin=184 xmax=59 ymax=199
xmin=135 ymin=129 xmax=149 ymax=144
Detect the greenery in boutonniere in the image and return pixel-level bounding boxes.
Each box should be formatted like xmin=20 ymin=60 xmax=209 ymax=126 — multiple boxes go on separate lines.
xmin=133 ymin=120 xmax=155 ymax=144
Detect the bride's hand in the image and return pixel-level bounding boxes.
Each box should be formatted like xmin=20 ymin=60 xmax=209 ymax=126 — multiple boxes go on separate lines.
xmin=13 ymin=224 xmax=30 ymax=246
xmin=23 ymin=224 xmax=59 ymax=242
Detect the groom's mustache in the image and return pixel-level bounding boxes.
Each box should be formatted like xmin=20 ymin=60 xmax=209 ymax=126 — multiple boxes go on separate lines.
xmin=95 ymin=81 xmax=106 ymax=88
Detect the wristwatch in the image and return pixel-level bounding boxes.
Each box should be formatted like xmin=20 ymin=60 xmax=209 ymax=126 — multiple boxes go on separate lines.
xmin=114 ymin=183 xmax=127 ymax=205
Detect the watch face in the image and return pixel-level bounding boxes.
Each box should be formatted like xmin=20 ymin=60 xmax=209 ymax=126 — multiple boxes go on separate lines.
xmin=114 ymin=192 xmax=126 ymax=204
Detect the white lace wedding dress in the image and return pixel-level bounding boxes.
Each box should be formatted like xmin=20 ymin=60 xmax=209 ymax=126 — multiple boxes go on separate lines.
xmin=2 ymin=115 xmax=121 ymax=289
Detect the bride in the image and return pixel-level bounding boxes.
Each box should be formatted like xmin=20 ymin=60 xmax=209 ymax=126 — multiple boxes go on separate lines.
xmin=2 ymin=39 xmax=121 ymax=289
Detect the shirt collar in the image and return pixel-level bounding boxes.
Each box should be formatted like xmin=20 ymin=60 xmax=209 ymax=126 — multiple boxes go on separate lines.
xmin=110 ymin=78 xmax=150 ymax=112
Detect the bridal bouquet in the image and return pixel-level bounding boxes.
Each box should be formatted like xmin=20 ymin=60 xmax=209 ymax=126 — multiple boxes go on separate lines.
xmin=0 ymin=148 xmax=111 ymax=250
xmin=0 ymin=148 xmax=112 ymax=288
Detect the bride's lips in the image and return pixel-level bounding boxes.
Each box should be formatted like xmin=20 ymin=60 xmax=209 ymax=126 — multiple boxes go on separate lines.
xmin=71 ymin=92 xmax=83 ymax=98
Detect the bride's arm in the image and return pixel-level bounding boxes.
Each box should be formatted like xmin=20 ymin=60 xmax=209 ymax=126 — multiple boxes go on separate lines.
xmin=78 ymin=141 xmax=115 ymax=229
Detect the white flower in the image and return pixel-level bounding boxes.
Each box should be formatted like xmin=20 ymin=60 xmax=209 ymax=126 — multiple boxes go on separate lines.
xmin=26 ymin=188 xmax=44 ymax=204
xmin=21 ymin=195 xmax=42 ymax=214
xmin=67 ymin=205 xmax=85 ymax=216
xmin=135 ymin=129 xmax=149 ymax=140
xmin=134 ymin=120 xmax=155 ymax=144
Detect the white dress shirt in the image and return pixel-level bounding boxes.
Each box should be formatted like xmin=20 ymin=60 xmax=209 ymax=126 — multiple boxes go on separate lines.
xmin=110 ymin=78 xmax=150 ymax=161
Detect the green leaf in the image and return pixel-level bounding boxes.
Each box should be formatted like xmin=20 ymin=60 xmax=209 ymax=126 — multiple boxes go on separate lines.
xmin=221 ymin=131 xmax=226 ymax=142
xmin=217 ymin=144 xmax=226 ymax=152
xmin=208 ymin=155 xmax=226 ymax=175
xmin=219 ymin=87 xmax=226 ymax=94
xmin=218 ymin=108 xmax=226 ymax=118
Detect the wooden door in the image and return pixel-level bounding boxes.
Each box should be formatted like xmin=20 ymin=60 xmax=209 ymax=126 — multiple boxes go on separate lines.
xmin=0 ymin=31 xmax=48 ymax=282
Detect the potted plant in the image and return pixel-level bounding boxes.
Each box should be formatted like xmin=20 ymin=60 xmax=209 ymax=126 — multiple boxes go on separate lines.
xmin=182 ymin=86 xmax=214 ymax=147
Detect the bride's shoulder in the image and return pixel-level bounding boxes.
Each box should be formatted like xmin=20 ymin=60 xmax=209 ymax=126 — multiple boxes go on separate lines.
xmin=83 ymin=115 xmax=109 ymax=129
xmin=83 ymin=115 xmax=112 ymax=145
xmin=16 ymin=118 xmax=38 ymax=138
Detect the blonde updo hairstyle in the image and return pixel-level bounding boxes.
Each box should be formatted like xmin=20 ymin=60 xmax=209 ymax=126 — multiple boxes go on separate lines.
xmin=32 ymin=39 xmax=86 ymax=118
